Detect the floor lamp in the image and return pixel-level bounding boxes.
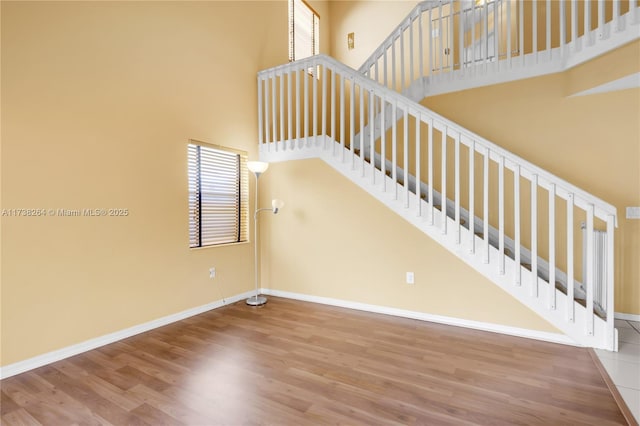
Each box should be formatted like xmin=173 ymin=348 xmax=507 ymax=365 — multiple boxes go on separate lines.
xmin=246 ymin=161 xmax=284 ymax=306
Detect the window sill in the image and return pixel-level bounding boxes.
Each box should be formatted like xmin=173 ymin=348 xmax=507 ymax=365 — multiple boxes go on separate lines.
xmin=190 ymin=240 xmax=250 ymax=250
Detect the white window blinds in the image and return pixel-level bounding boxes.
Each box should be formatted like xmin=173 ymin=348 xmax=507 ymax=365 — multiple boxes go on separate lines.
xmin=188 ymin=142 xmax=248 ymax=248
xmin=289 ymin=0 xmax=319 ymax=62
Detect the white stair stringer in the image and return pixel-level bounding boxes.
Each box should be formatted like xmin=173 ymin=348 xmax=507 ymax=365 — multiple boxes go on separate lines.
xmin=260 ymin=138 xmax=617 ymax=350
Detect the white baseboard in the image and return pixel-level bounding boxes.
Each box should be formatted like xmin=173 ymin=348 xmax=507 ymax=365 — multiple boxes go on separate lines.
xmin=615 ymin=312 xmax=640 ymax=322
xmin=261 ymin=288 xmax=578 ymax=347
xmin=0 ymin=290 xmax=255 ymax=380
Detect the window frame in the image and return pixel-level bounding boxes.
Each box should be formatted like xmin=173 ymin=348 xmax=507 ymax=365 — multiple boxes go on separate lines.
xmin=288 ymin=0 xmax=320 ymax=63
xmin=188 ymin=140 xmax=249 ymax=249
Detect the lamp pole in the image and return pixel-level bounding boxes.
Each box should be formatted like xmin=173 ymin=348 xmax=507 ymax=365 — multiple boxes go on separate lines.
xmin=247 ymin=169 xmax=268 ymax=306
xmin=245 ymin=161 xmax=284 ymax=307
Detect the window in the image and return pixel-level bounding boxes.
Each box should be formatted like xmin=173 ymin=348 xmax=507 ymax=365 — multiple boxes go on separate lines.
xmin=289 ymin=0 xmax=319 ymax=62
xmin=188 ymin=141 xmax=248 ymax=248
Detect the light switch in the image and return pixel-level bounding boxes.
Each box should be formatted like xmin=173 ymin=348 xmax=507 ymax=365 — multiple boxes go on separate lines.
xmin=348 ymin=32 xmax=355 ymax=50
xmin=626 ymin=207 xmax=640 ymax=219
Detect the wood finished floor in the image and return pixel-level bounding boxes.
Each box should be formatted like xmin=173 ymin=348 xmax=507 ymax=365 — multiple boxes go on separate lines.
xmin=0 ymin=297 xmax=628 ymax=425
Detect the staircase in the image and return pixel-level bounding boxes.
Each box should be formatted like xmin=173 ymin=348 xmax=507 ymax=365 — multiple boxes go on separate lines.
xmin=256 ymin=0 xmax=639 ymax=351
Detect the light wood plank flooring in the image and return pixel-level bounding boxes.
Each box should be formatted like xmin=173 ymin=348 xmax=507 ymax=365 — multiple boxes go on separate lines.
xmin=0 ymin=297 xmax=629 ymax=425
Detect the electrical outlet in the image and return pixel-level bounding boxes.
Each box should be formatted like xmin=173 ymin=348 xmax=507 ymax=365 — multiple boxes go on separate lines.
xmin=406 ymin=272 xmax=415 ymax=284
xmin=209 ymin=267 xmax=216 ymax=279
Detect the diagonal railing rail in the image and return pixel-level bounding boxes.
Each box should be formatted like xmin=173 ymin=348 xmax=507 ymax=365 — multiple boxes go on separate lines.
xmin=257 ymin=54 xmax=618 ymax=349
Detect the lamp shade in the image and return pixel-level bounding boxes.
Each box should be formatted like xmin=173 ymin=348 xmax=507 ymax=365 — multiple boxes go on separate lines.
xmin=272 ymin=199 xmax=285 ymax=213
xmin=247 ymin=161 xmax=269 ymax=175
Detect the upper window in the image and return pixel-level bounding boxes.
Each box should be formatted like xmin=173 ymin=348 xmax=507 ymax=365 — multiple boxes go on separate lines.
xmin=289 ymin=0 xmax=319 ymax=62
xmin=188 ymin=141 xmax=248 ymax=248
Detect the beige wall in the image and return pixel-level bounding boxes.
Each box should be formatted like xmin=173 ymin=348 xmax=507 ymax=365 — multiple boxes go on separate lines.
xmin=329 ymin=1 xmax=418 ymax=69
xmin=0 ymin=1 xmax=288 ymax=366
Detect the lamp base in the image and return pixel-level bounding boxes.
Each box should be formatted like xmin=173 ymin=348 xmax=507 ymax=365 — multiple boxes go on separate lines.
xmin=246 ymin=295 xmax=267 ymax=306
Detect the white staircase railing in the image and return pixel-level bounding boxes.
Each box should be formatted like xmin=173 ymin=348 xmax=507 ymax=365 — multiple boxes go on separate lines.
xmin=257 ymin=54 xmax=618 ymax=350
xmin=358 ymin=0 xmax=640 ymax=98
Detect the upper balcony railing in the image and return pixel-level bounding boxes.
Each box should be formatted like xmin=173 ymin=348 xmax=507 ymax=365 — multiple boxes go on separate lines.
xmin=358 ymin=0 xmax=640 ymax=95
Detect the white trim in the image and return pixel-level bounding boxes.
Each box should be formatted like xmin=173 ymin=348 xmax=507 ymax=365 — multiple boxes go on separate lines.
xmin=0 ymin=290 xmax=255 ymax=380
xmin=261 ymin=288 xmax=578 ymax=347
xmin=569 ymin=72 xmax=640 ymax=97
xmin=615 ymin=312 xmax=640 ymax=322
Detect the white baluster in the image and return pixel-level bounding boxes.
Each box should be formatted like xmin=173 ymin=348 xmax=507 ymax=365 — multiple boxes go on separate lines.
xmin=265 ymin=74 xmax=271 ymax=145
xmin=549 ymin=183 xmax=556 ymax=310
xmin=331 ymin=70 xmax=336 ymax=155
xmin=257 ymin=77 xmax=263 ymax=149
xmin=560 ymin=0 xmax=566 ymax=56
xmin=546 ymin=0 xmax=551 ymax=60
xmin=401 ymin=25 xmax=406 ymax=90
xmin=359 ymin=86 xmax=365 ymax=173
xmin=419 ymin=12 xmax=424 ymax=81
xmin=598 ymin=0 xmax=605 ymax=37
xmin=295 ymin=69 xmax=300 ymax=147
xmin=410 ymin=17 xmax=415 ymax=86
xmin=439 ymin=3 xmax=444 ymax=73
xmin=606 ymin=214 xmax=615 ymax=349
xmin=469 ymin=140 xmax=475 ymax=253
xmin=471 ymin=2 xmax=476 ymax=73
xmin=340 ymin=74 xmax=345 ymax=160
xmin=519 ymin=0 xmax=524 ymax=67
xmin=381 ymin=96 xmax=387 ymax=192
xmin=459 ymin=0 xmax=464 ymax=75
xmin=429 ymin=118 xmax=434 ymax=224
xmin=585 ymin=0 xmax=592 ymax=45
xmin=374 ymin=59 xmax=379 ymax=86
xmin=483 ymin=148 xmax=489 ymax=263
xmin=416 ymin=114 xmax=422 ymax=216
xmin=494 ymin=0 xmax=499 ymax=65
xmin=484 ymin=0 xmax=489 ymax=72
xmin=279 ymin=73 xmax=285 ymax=148
xmin=586 ymin=204 xmax=595 ymax=335
xmin=321 ymin=66 xmax=328 ymax=149
xmin=507 ymin=0 xmax=512 ymax=67
xmin=449 ymin=0 xmax=454 ymax=78
xmin=370 ymin=91 xmax=375 ymax=184
xmin=428 ymin=7 xmax=433 ymax=78
xmin=288 ymin=70 xmax=293 ymax=149
xmin=613 ymin=0 xmax=620 ymax=32
xmin=531 ymin=174 xmax=538 ymax=297
xmin=392 ymin=39 xmax=397 ymax=92
xmin=533 ymin=0 xmax=538 ymax=63
xmin=383 ymin=50 xmax=389 ymax=89
xmin=567 ymin=193 xmax=574 ymax=321
xmin=442 ymin=126 xmax=448 ymax=234
xmin=499 ymin=155 xmax=505 ymax=274
xmin=313 ymin=63 xmax=318 ymax=145
xmin=455 ymin=132 xmax=461 ymax=243
xmin=392 ymin=101 xmax=398 ymax=200
xmin=350 ymin=80 xmax=355 ymax=165
xmin=571 ymin=0 xmax=577 ymax=47
xmin=514 ymin=165 xmax=521 ymax=285
xmin=404 ymin=108 xmax=410 ymax=207
xmin=272 ymin=74 xmax=277 ymax=146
